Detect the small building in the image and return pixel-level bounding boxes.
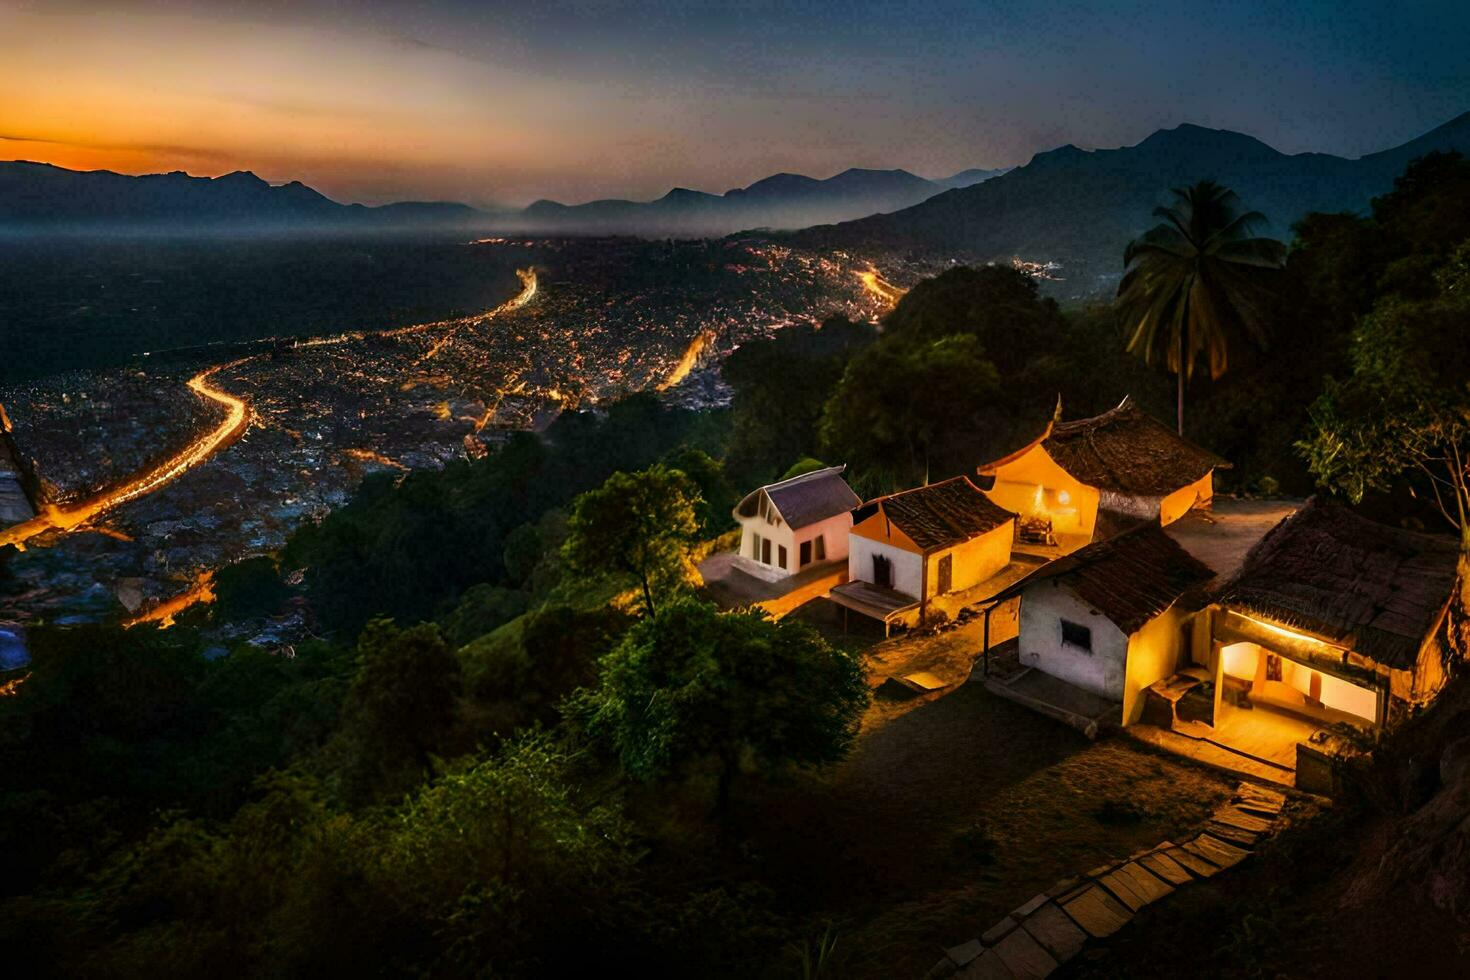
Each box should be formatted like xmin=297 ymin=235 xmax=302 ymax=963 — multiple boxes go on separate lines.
xmin=830 ymin=476 xmax=1016 ymax=632
xmin=731 ymin=465 xmax=861 ymax=582
xmin=988 ymin=522 xmax=1216 ymax=728
xmin=976 ymin=396 xmax=1228 ymax=546
xmin=1208 ymin=499 xmax=1462 ymax=737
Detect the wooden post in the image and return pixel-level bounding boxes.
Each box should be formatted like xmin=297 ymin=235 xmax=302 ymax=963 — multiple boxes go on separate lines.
xmin=983 ymin=603 xmax=992 ymax=677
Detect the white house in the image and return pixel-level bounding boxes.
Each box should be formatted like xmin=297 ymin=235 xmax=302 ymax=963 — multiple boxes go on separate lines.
xmin=731 ymin=465 xmax=861 ymax=582
xmin=830 ymin=476 xmax=1017 ymax=631
xmin=989 ymin=522 xmax=1216 ymax=726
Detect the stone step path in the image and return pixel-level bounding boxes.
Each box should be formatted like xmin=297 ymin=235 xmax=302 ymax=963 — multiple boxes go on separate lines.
xmin=925 ymin=782 xmax=1286 ymax=979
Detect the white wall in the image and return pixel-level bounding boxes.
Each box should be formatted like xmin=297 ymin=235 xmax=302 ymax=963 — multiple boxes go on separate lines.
xmin=848 ymin=534 xmax=924 ymax=599
xmin=792 ymin=512 xmax=852 ymax=568
xmin=1017 ymin=582 xmax=1129 ymax=703
xmin=737 ymin=513 xmax=796 ymax=578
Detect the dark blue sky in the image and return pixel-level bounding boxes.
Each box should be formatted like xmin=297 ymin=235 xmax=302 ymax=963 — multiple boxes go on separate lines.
xmin=6 ymin=0 xmax=1468 ymax=204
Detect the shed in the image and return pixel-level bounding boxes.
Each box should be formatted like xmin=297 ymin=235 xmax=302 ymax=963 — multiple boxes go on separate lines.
xmin=731 ymin=465 xmax=861 ymax=581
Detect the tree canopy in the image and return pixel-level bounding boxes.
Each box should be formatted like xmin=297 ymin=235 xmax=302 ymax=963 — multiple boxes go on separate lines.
xmin=577 ymin=597 xmax=869 ymax=812
xmin=561 ymin=464 xmax=701 ymax=615
xmin=1117 ymin=180 xmax=1286 ymax=434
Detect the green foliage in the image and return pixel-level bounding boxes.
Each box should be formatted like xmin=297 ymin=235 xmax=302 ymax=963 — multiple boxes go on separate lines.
xmin=561 ymin=464 xmax=702 ymax=615
xmin=1117 ymin=180 xmax=1286 ymax=433
xmin=212 ymin=555 xmax=291 ymax=622
xmin=1299 ymin=153 xmax=1470 ymax=542
xmin=781 ymin=456 xmax=829 ymax=480
xmin=881 ymin=265 xmax=1067 ymax=376
xmin=328 ymin=619 xmax=464 ymax=805
xmin=821 ymin=333 xmax=1001 ymax=492
xmin=577 ymin=597 xmax=869 ymax=810
xmin=460 ymin=604 xmax=631 ymax=736
xmin=286 ymin=393 xmax=728 ymax=637
xmin=664 ymin=445 xmax=737 ymax=537
xmin=438 ymin=582 xmax=530 ymax=648
xmin=381 ymin=735 xmax=637 ymax=975
xmin=721 ymin=315 xmax=876 ymax=486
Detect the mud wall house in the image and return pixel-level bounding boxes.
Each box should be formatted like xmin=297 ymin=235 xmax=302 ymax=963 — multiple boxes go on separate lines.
xmin=731 ymin=465 xmax=861 ymax=582
xmin=994 ymin=523 xmax=1216 ymax=726
xmin=830 ymin=476 xmax=1016 ymax=631
xmin=975 ymin=396 xmax=1227 ymax=544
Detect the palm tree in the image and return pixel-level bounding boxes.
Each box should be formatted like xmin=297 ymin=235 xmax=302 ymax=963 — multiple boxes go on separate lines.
xmin=1117 ymin=180 xmax=1285 ymax=434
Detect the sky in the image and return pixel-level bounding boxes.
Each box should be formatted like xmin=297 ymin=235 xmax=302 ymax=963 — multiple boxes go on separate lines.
xmin=3 ymin=0 xmax=1468 ymax=207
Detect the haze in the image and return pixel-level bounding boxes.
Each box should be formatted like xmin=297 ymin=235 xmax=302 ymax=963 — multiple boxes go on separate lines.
xmin=3 ymin=0 xmax=1468 ymax=207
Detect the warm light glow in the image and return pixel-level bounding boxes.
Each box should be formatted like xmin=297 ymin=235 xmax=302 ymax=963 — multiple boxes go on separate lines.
xmin=1239 ymin=613 xmax=1346 ymax=651
xmin=123 ymin=571 xmax=216 ymax=629
xmin=658 ymin=330 xmax=714 ymax=391
xmin=1057 ymin=489 xmax=1071 ymax=505
xmin=855 ymin=267 xmax=905 ymax=304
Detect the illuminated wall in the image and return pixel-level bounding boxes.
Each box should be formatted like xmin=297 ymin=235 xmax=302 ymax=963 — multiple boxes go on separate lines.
xmin=1218 ymin=639 xmax=1378 ymax=725
xmin=1017 ymin=581 xmax=1130 ymax=707
xmin=1159 ymin=472 xmax=1214 ymax=526
xmin=1122 ymin=604 xmax=1189 ymax=724
xmin=983 ymin=445 xmax=1099 ymax=536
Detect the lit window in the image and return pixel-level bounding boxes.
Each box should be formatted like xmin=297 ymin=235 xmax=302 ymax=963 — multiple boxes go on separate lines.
xmin=1057 ymin=489 xmax=1071 ymax=506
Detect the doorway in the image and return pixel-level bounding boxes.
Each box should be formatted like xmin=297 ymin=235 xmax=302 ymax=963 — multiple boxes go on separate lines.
xmin=936 ymin=553 xmax=953 ymax=595
xmin=873 ymin=554 xmax=893 ymax=589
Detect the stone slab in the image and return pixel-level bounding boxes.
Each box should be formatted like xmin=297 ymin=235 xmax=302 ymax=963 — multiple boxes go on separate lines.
xmin=959 ymin=950 xmax=1014 ymax=980
xmin=1101 ymin=861 xmax=1173 ymax=910
xmin=1205 ymin=822 xmax=1260 ymax=847
xmin=1138 ymin=850 xmax=1194 ymax=886
xmin=1185 ymin=833 xmax=1249 ymax=869
xmin=1045 ymin=876 xmax=1082 ymax=898
xmin=981 ymin=915 xmax=1019 ymax=946
xmin=1213 ymin=805 xmax=1274 ymax=833
xmin=1020 ymin=901 xmax=1087 ymax=964
xmin=1162 ymin=844 xmax=1220 ymax=877
xmin=992 ymin=923 xmax=1059 ymax=979
xmin=1059 ymin=884 xmax=1133 ymax=938
xmin=1012 ymin=893 xmax=1049 ymax=919
xmin=947 ymin=939 xmax=984 ymax=967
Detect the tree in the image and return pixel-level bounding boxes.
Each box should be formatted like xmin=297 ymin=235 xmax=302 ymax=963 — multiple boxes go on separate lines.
xmin=663 ymin=446 xmax=736 ymax=537
xmin=1301 ymin=243 xmax=1470 ymax=562
xmin=721 ymin=316 xmax=876 ymax=486
xmin=881 ymin=265 xmax=1067 ymax=376
xmin=578 ymin=597 xmax=869 ymax=813
xmin=1117 ymin=180 xmax=1285 ymax=434
xmin=561 ymin=465 xmax=701 ymax=615
xmin=821 ymin=334 xmax=1001 ymax=492
xmin=331 ymin=620 xmax=464 ymax=804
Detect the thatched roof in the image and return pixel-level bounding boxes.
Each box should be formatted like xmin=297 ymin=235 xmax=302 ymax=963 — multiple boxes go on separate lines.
xmin=991 ymin=522 xmax=1216 ymax=634
xmin=988 ymin=396 xmax=1228 ymax=497
xmin=853 ymin=476 xmax=1015 ymax=552
xmin=1216 ymin=498 xmax=1461 ymax=669
xmin=734 ymin=465 xmax=860 ymax=529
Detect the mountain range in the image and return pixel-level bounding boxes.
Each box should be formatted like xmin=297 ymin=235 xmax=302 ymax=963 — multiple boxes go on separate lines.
xmin=509 ymin=166 xmax=1010 ymax=236
xmin=788 ymin=111 xmax=1470 ymax=295
xmin=0 ymin=161 xmax=1007 ymax=236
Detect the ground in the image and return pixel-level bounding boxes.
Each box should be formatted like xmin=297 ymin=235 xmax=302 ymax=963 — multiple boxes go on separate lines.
xmin=728 ymin=621 xmax=1238 ymax=979
xmin=1164 ymin=497 xmax=1301 ymax=585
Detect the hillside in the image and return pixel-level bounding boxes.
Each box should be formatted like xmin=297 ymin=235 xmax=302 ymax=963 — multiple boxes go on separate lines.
xmin=787 ymin=112 xmax=1470 ymax=296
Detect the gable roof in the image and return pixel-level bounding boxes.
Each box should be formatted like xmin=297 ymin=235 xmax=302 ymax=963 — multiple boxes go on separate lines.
xmin=1215 ymin=498 xmax=1460 ymax=669
xmin=853 ymin=476 xmax=1015 ymax=552
xmin=733 ymin=465 xmax=861 ymax=529
xmin=981 ymin=396 xmax=1228 ymax=497
xmin=992 ymin=522 xmax=1216 ymax=634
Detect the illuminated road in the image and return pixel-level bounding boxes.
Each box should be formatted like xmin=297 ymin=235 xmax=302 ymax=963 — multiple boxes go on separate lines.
xmin=1 ymin=268 xmax=537 ymax=565
xmin=856 ymin=266 xmax=905 ymax=305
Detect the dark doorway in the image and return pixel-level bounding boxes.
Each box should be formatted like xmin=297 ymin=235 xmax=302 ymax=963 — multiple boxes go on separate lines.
xmin=936 ymin=553 xmax=953 ymax=595
xmin=873 ymin=554 xmax=893 ymax=589
xmin=800 ymin=541 xmax=812 ymax=567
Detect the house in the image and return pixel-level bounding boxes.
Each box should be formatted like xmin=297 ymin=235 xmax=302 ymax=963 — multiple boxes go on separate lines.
xmin=976 ymin=396 xmax=1228 ymax=546
xmin=986 ymin=522 xmax=1216 ymax=729
xmin=829 ymin=476 xmax=1016 ymax=632
xmin=731 ymin=465 xmax=861 ymax=582
xmin=1206 ymin=498 xmax=1462 ymax=737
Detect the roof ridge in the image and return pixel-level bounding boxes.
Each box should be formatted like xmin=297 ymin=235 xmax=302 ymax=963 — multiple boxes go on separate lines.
xmin=763 ymin=463 xmax=846 ymax=492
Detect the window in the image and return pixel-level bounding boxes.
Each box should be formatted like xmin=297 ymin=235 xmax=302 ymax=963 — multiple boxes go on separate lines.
xmin=814 ymin=535 xmax=826 ymax=561
xmin=1061 ymin=619 xmax=1092 ymax=651
xmin=752 ymin=532 xmax=762 ymax=560
xmin=761 ymin=537 xmax=771 ymax=565
xmin=800 ymin=541 xmax=812 ymax=567
xmin=778 ymin=545 xmax=788 ymax=570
